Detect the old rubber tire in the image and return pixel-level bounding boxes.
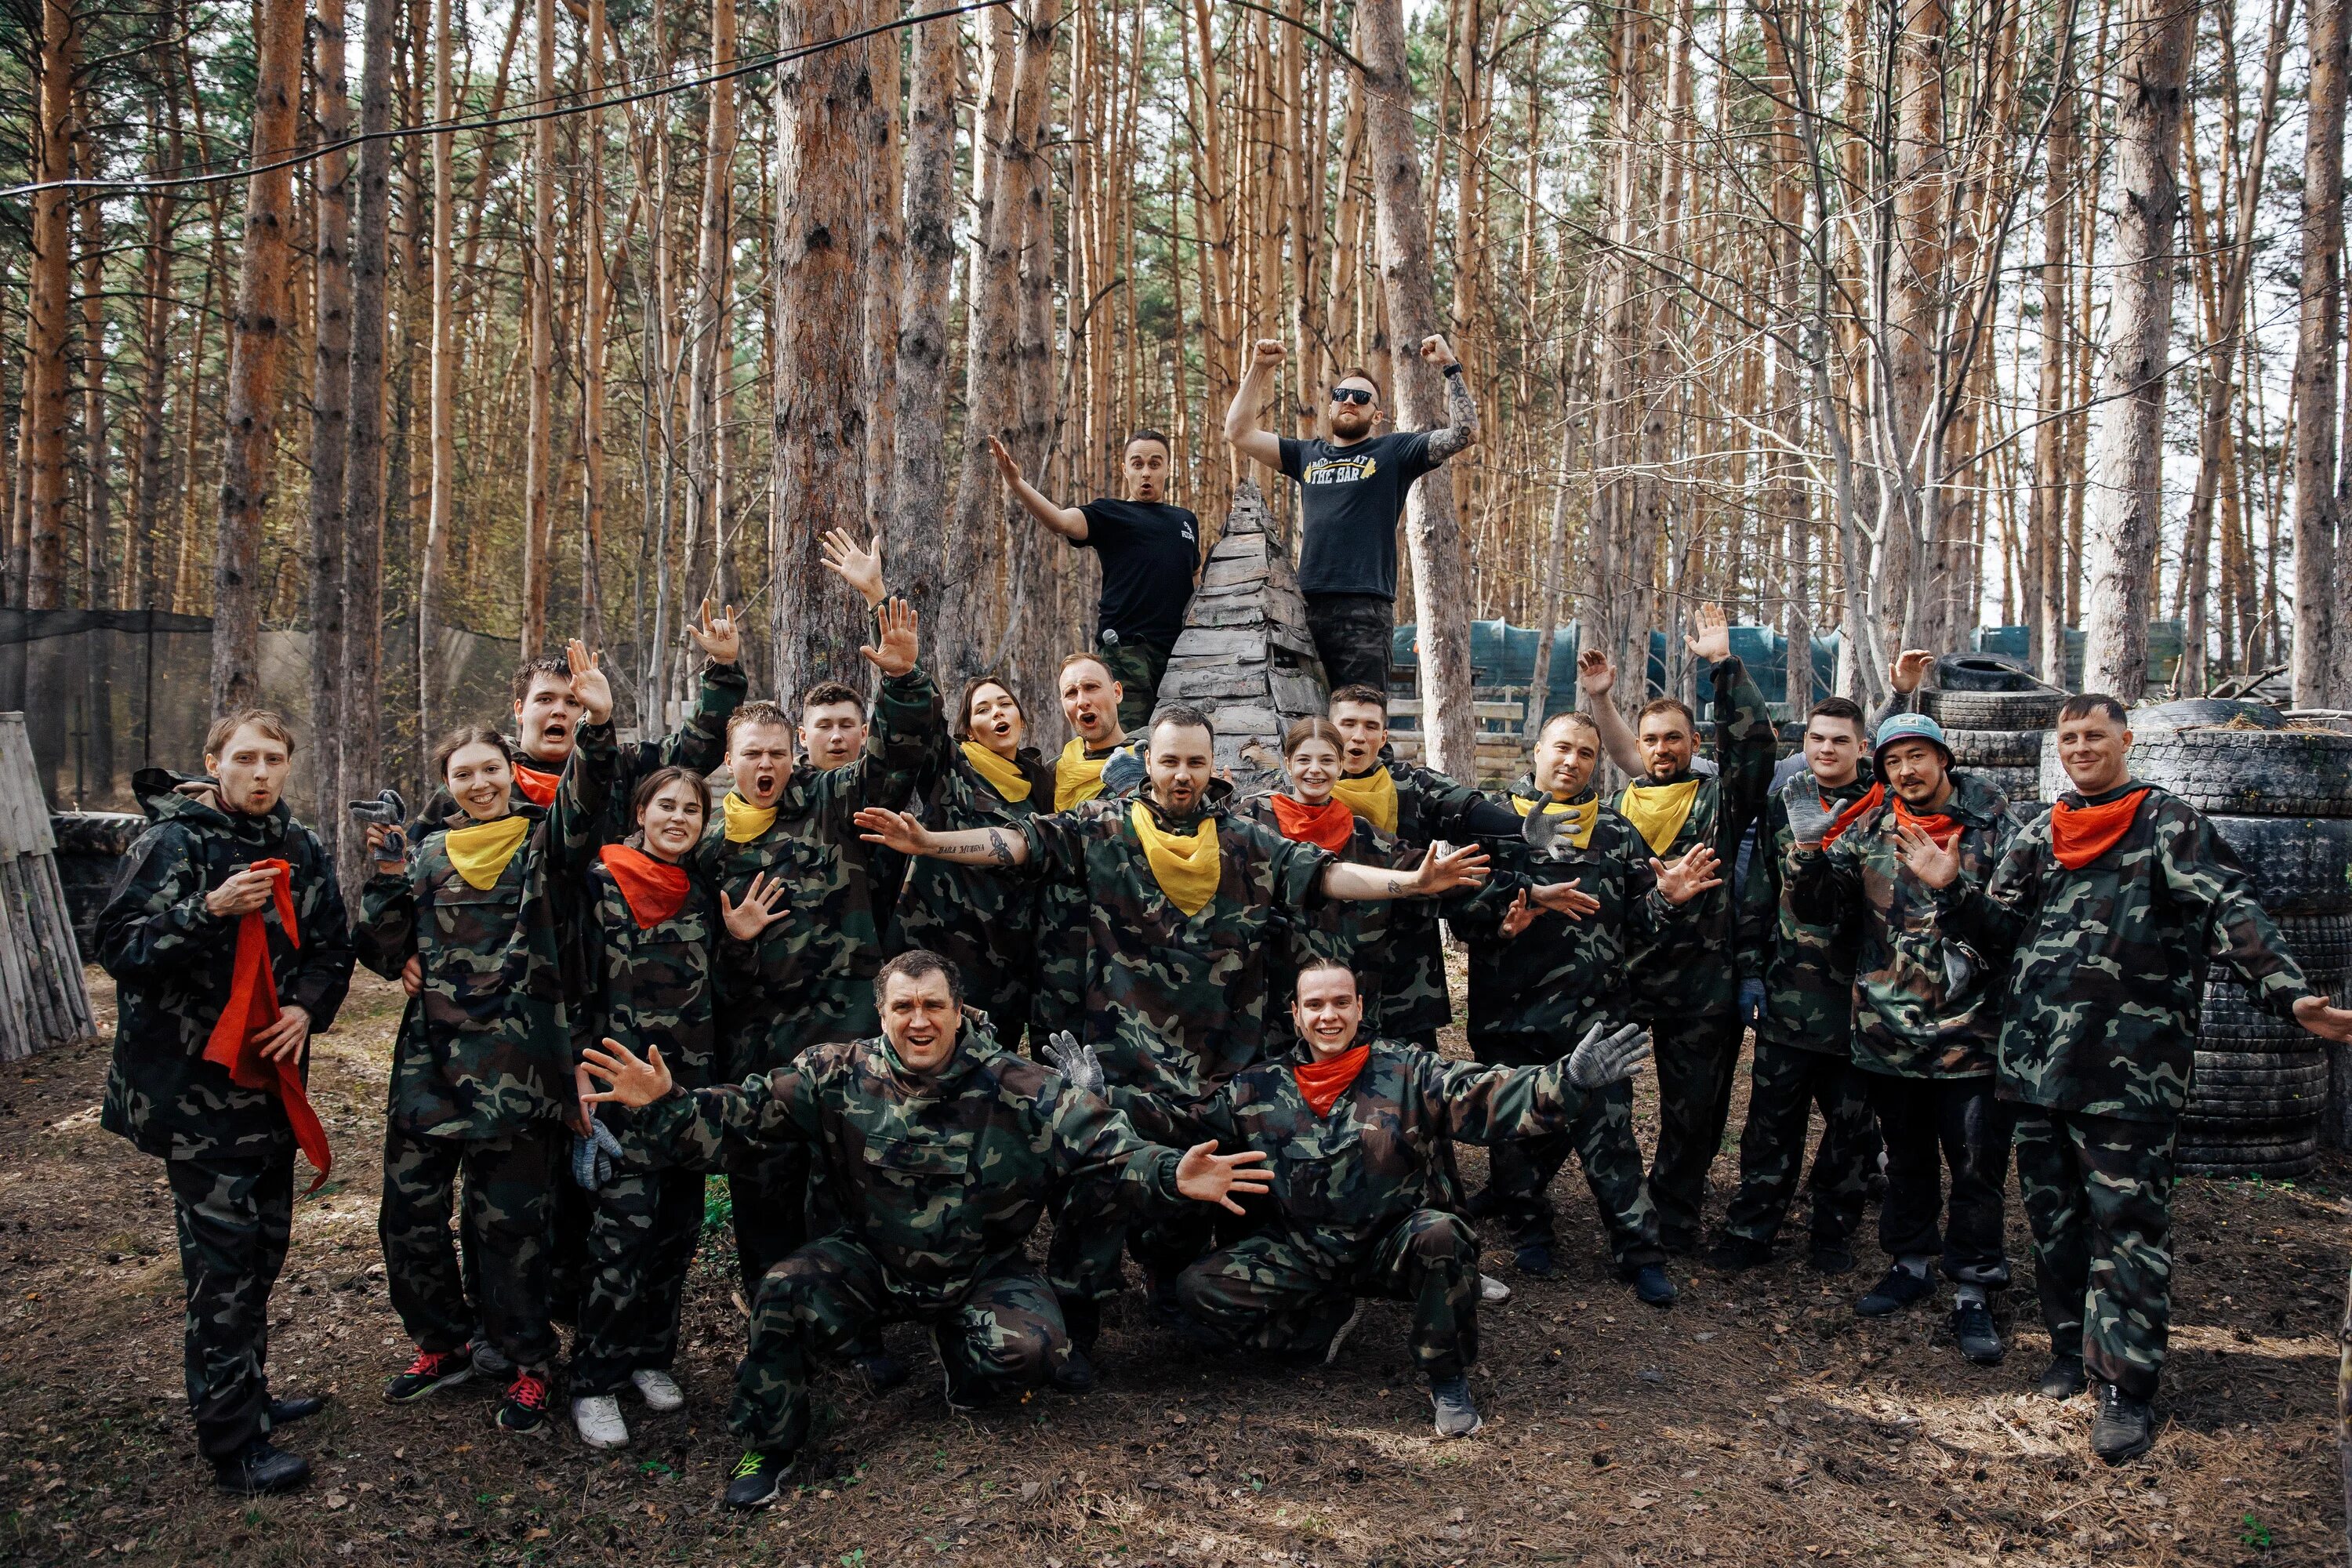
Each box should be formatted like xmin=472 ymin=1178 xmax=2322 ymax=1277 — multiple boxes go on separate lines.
xmin=2205 ymin=817 xmax=2352 ymax=914
xmin=2039 ymin=728 xmax=2352 ymax=817
xmin=1963 ymin=764 xmax=2041 ymax=807
xmin=1944 ymin=728 xmax=2044 ymax=767
xmin=1923 ymin=688 xmax=2065 ymax=731
xmin=2177 ymin=1143 xmax=2318 ymax=1181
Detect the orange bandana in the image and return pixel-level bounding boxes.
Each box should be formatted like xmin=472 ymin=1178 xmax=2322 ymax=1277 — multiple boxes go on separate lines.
xmin=598 ymin=843 xmax=691 ymax=928
xmin=1820 ymin=782 xmax=1884 ymax=847
xmin=2050 ymin=788 xmax=2150 ymax=870
xmin=201 ymin=858 xmax=332 ymax=1192
xmin=1892 ymin=794 xmax=1963 ymax=851
xmin=513 ymin=763 xmax=561 ymax=807
xmin=1294 ymin=1044 xmax=1370 ymax=1117
xmin=1269 ymin=794 xmax=1357 ymax=852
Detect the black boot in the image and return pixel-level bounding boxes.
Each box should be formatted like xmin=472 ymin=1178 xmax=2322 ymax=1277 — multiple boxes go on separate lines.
xmin=267 ymin=1393 xmax=327 ymax=1425
xmin=1703 ymin=1234 xmax=1771 ymax=1272
xmin=213 ymin=1439 xmax=311 ymax=1497
xmin=2037 ymin=1352 xmax=2086 ymax=1399
xmin=2091 ymin=1384 xmax=2154 ymax=1464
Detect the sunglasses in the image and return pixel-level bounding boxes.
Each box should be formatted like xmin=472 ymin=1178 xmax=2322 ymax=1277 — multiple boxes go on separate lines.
xmin=1330 ymin=387 xmax=1375 ymax=405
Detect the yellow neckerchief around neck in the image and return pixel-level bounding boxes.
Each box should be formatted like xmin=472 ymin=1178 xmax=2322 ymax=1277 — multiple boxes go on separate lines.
xmin=722 ymin=789 xmax=779 ymax=844
xmin=444 ymin=814 xmax=532 ymax=891
xmin=1617 ymin=776 xmax=1702 ymax=856
xmin=1513 ymin=791 xmax=1599 ymax=850
xmin=1330 ymin=766 xmax=1399 ymax=835
xmin=1127 ymin=801 xmax=1221 ymax=916
xmin=1054 ymin=736 xmax=1119 ymax=811
xmin=961 ymin=740 xmax=1032 ymax=804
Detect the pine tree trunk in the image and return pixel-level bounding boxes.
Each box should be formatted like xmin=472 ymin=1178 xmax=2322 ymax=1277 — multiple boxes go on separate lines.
xmin=521 ymin=0 xmax=558 ymax=655
xmin=419 ymin=0 xmax=457 ymax=742
xmin=893 ymin=5 xmax=959 ymax=629
xmin=2294 ymin=0 xmax=2346 ymax=706
xmin=865 ymin=0 xmax=903 ymax=538
xmin=341 ymin=0 xmax=394 ymax=891
xmin=309 ymin=0 xmax=354 ymax=851
xmin=2031 ymin=46 xmax=2076 ymax=684
xmin=75 ymin=95 xmax=110 ymax=610
xmin=23 ymin=0 xmax=77 ymax=609
xmin=579 ymin=0 xmax=611 ymax=652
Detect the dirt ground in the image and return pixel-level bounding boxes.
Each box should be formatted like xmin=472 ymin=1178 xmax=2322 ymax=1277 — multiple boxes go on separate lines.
xmin=1 ymin=967 xmax=2344 ymax=1568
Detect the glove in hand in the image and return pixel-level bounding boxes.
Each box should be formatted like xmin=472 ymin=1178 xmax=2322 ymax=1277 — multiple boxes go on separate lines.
xmin=1783 ymin=783 xmax=1837 ymax=849
xmin=1566 ymin=1020 xmax=1653 ymax=1089
xmin=1044 ymin=1030 xmax=1105 ymax=1098
xmin=571 ymin=1119 xmax=624 ymax=1191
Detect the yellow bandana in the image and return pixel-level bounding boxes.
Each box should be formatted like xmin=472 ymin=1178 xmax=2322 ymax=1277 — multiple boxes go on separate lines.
xmin=1055 ymin=737 xmax=1116 ymax=811
xmin=722 ymin=789 xmax=779 ymax=844
xmin=444 ymin=815 xmax=532 ymax=891
xmin=961 ymin=741 xmax=1032 ymax=804
xmin=1513 ymin=792 xmax=1599 ymax=850
xmin=1617 ymin=778 xmax=1702 ymax=856
xmin=1128 ymin=802 xmax=1221 ymax=916
xmin=1330 ymin=768 xmax=1399 ymax=835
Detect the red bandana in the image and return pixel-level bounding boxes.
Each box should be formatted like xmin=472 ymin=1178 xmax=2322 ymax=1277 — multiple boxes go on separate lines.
xmin=599 ymin=843 xmax=691 ymax=928
xmin=2050 ymin=788 xmax=2150 ymax=870
xmin=1892 ymin=794 xmax=1963 ymax=851
xmin=1269 ymin=793 xmax=1358 ymax=853
xmin=1820 ymin=782 xmax=1884 ymax=847
xmin=201 ymin=858 xmax=332 ymax=1192
xmin=513 ymin=763 xmax=561 ymax=807
xmin=1294 ymin=1044 xmax=1370 ymax=1117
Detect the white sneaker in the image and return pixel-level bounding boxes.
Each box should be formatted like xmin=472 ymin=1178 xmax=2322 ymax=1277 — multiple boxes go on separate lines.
xmin=1479 ymin=1272 xmax=1512 ymax=1305
xmin=572 ymin=1393 xmax=630 ymax=1449
xmin=630 ymin=1369 xmax=685 ymax=1413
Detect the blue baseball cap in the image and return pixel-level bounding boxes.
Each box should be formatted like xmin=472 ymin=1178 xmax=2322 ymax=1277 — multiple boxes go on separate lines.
xmin=1874 ymin=712 xmax=1953 ymax=766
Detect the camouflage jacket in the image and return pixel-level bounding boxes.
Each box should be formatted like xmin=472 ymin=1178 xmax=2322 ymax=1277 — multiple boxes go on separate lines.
xmin=1029 ymin=739 xmax=1149 ymax=1044
xmin=583 ymin=838 xmax=724 ymax=1095
xmin=1735 ymin=764 xmax=1876 ymax=1056
xmin=1939 ymin=782 xmax=2315 ymax=1123
xmin=1450 ymin=786 xmax=1676 ymax=1054
xmin=1789 ymin=770 xmax=2015 ymax=1078
xmin=1621 ymin=656 xmax=1777 ymax=1018
xmin=623 ymin=1015 xmax=1185 ymax=1308
xmin=97 ymin=775 xmax=355 ymax=1161
xmin=1171 ymin=1037 xmax=1595 ymax=1267
xmin=358 ymin=727 xmax=608 ymax=1139
xmin=1019 ymin=781 xmax=1334 ymax=1113
xmin=1232 ymin=793 xmax=1427 ymax=1042
xmin=695 ymin=668 xmax=940 ymax=1076
xmin=885 ymin=734 xmax=1055 ymax=1033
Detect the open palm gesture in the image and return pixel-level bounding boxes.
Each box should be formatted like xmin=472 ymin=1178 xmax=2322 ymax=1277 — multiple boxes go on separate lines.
xmin=860 ymin=598 xmax=920 ymax=678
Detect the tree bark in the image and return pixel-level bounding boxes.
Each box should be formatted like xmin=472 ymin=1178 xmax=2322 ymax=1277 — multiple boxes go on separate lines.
xmin=684 ymin=0 xmax=738 ymax=621
xmin=579 ymin=0 xmax=610 ymax=652
xmin=2295 ymin=0 xmax=2347 ymax=706
xmin=891 ymin=3 xmax=959 ymax=626
xmin=23 ymin=0 xmax=78 ymax=609
xmin=75 ymin=88 xmax=110 ymax=609
xmin=210 ymin=0 xmax=307 ymax=712
xmin=418 ymin=0 xmax=457 ymax=740
xmin=2031 ymin=45 xmax=2077 ymax=684
xmin=342 ymin=0 xmax=395 ymax=890
xmin=2079 ymin=0 xmax=2197 ymax=699
xmin=309 ymin=0 xmax=354 ymax=853
xmin=521 ymin=0 xmax=558 ymax=655
xmin=865 ymin=0 xmax=904 ymax=537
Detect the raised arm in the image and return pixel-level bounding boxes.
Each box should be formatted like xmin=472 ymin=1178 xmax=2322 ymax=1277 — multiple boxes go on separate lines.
xmin=1320 ymin=840 xmax=1490 ymax=902
xmin=579 ymin=1037 xmax=824 ymax=1171
xmin=1418 ymin=335 xmax=1479 ymax=462
xmin=1425 ymin=1019 xmax=1651 ymax=1143
xmin=854 ymin=807 xmax=1033 ymax=869
xmin=548 ymin=640 xmax=618 ymax=879
xmin=1223 ymin=338 xmax=1288 ymax=469
xmin=1690 ymin=607 xmax=1778 ymax=852
xmin=666 ymin=600 xmax=749 ymax=771
xmin=1577 ymin=648 xmax=1645 ymax=776
xmin=989 ymin=436 xmax=1089 ymax=540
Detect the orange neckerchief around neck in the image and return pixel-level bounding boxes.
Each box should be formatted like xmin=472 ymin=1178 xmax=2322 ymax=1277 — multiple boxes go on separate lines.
xmin=1269 ymin=793 xmax=1357 ymax=853
xmin=2050 ymin=787 xmax=2150 ymax=870
xmin=598 ymin=843 xmax=691 ymax=928
xmin=513 ymin=762 xmax=561 ymax=807
xmin=1892 ymin=792 xmax=1963 ymax=851
xmin=1820 ymin=782 xmax=1884 ymax=847
xmin=201 ymin=857 xmax=333 ymax=1192
xmin=1294 ymin=1044 xmax=1371 ymax=1116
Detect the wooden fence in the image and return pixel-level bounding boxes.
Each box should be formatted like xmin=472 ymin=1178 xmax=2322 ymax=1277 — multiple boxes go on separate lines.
xmin=0 ymin=713 xmax=99 ymax=1058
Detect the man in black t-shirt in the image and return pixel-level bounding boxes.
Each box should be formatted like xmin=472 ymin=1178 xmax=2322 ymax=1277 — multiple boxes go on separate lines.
xmin=1225 ymin=336 xmax=1479 ymax=692
xmin=993 ymin=429 xmax=1201 ymax=733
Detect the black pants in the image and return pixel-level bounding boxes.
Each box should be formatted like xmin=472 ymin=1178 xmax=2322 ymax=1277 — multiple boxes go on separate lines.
xmin=166 ymin=1152 xmax=294 ymax=1462
xmin=1866 ymin=1073 xmax=2013 ymax=1287
xmin=728 ymin=1142 xmax=811 ymax=1298
xmin=1304 ymin=593 xmax=1396 ymax=692
xmin=1646 ymin=1009 xmax=1744 ymax=1247
xmin=1720 ymin=1040 xmax=1876 ymax=1250
xmin=1471 ymin=1032 xmax=1664 ymax=1273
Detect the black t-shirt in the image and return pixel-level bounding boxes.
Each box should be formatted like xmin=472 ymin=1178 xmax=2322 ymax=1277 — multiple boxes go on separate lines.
xmin=1076 ymin=499 xmax=1200 ymax=648
xmin=1278 ymin=430 xmax=1440 ymax=599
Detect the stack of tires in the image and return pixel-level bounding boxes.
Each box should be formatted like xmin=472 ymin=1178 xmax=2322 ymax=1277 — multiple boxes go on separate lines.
xmin=2036 ymin=710 xmax=2352 ymax=1179
xmin=1921 ymin=657 xmax=2067 ymax=808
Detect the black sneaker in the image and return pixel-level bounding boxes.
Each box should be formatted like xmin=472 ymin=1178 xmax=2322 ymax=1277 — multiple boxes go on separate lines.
xmin=1657 ymin=1228 xmax=1698 ymax=1258
xmin=213 ymin=1438 xmax=311 ymax=1496
xmin=1513 ymin=1241 xmax=1557 ymax=1279
xmin=1632 ymin=1265 xmax=1677 ymax=1308
xmin=1951 ymin=1300 xmax=2004 ymax=1365
xmin=847 ymin=1345 xmax=909 ymax=1393
xmin=2038 ymin=1352 xmax=2087 ymax=1399
xmin=2091 ymin=1384 xmax=2154 ymax=1463
xmin=1703 ymin=1235 xmax=1771 ymax=1272
xmin=1060 ymin=1294 xmax=1102 ymax=1355
xmin=1854 ymin=1266 xmax=1934 ymax=1317
xmin=383 ymin=1348 xmax=474 ymax=1403
xmin=1050 ymin=1342 xmax=1097 ymax=1396
xmin=724 ymin=1448 xmax=794 ymax=1509
xmin=494 ymin=1371 xmax=554 ymax=1437
xmin=267 ymin=1393 xmax=327 ymax=1425
xmin=1808 ymin=1242 xmax=1857 ymax=1276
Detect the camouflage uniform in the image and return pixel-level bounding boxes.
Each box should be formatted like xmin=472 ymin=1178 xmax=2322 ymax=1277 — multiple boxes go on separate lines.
xmin=358 ymin=728 xmax=607 ymax=1372
xmin=1621 ymin=656 xmax=1778 ymax=1249
xmin=618 ymin=1018 xmax=1190 ymax=1454
xmin=1174 ymin=1038 xmax=1602 ymax=1377
xmin=1938 ymin=782 xmax=2318 ymax=1399
xmin=1791 ymin=769 xmax=2017 ymax=1285
xmin=1095 ymin=636 xmax=1174 ymax=736
xmin=1028 ymin=739 xmax=1149 ymax=1045
xmin=1446 ymin=787 xmax=1672 ymax=1273
xmin=97 ymin=773 xmax=354 ymax=1462
xmin=1720 ymin=765 xmax=1880 ymax=1253
xmin=694 ymin=666 xmax=939 ymax=1290
xmin=1232 ymin=792 xmax=1428 ymax=1043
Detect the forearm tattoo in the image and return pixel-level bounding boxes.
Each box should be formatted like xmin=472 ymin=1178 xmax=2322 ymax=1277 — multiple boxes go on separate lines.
xmin=1425 ymin=370 xmax=1479 ymax=462
xmin=985 ymin=828 xmax=1014 ymax=867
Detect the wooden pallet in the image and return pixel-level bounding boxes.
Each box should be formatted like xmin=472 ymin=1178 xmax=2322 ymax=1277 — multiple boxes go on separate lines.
xmin=0 ymin=713 xmax=100 ymax=1058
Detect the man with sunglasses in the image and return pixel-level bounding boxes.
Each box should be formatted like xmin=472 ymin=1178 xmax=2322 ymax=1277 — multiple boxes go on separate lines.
xmin=1225 ymin=336 xmax=1479 ymax=693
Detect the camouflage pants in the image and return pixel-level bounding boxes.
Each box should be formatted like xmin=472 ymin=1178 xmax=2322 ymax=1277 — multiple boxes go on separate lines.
xmin=165 ymin=1152 xmax=294 ymax=1462
xmin=1720 ymin=1040 xmax=1876 ymax=1250
xmin=1867 ymin=1073 xmax=2013 ymax=1287
xmin=1045 ymin=1168 xmax=1133 ymax=1303
xmin=2013 ymin=1108 xmax=2176 ymax=1401
xmin=379 ymin=1123 xmax=561 ymax=1371
xmin=734 ymin=1237 xmax=1071 ymax=1454
xmin=572 ymin=1166 xmax=707 ymax=1396
xmin=1643 ymin=1008 xmax=1744 ymax=1248
xmin=1468 ymin=1032 xmax=1662 ymax=1272
xmin=1096 ymin=633 xmax=1174 ymax=736
xmin=1302 ymin=593 xmax=1396 ymax=693
xmin=1177 ymin=1210 xmax=1479 ymax=1380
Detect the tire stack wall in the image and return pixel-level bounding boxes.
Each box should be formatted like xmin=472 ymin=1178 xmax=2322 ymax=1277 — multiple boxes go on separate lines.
xmin=1922 ymin=686 xmax=2064 ymax=811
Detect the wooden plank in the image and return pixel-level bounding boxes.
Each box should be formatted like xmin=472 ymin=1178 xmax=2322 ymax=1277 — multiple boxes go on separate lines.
xmin=1388 ymin=699 xmax=1526 ymax=722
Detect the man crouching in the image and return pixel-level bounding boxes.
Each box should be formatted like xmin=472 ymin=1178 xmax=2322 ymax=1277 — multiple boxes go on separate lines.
xmin=577 ymin=949 xmax=1270 ymax=1508
xmin=1169 ymin=958 xmax=1651 ymax=1438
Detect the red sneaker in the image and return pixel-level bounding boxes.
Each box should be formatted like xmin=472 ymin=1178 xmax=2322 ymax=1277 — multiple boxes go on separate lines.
xmin=495 ymin=1370 xmax=554 ymax=1436
xmin=383 ymin=1348 xmax=474 ymax=1404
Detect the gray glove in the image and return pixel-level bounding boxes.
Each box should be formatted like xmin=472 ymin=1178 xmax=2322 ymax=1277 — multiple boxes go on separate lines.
xmin=347 ymin=787 xmax=411 ymax=866
xmin=1521 ymin=806 xmax=1571 ymax=862
xmin=1044 ymin=1030 xmax=1105 ymax=1098
xmin=1783 ymin=784 xmax=1836 ymax=850
xmin=1565 ymin=1020 xmax=1653 ymax=1089
xmin=571 ymin=1119 xmax=623 ymax=1191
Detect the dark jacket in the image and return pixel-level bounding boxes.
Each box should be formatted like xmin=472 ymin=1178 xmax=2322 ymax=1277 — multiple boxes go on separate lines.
xmin=1736 ymin=763 xmax=1876 ymax=1056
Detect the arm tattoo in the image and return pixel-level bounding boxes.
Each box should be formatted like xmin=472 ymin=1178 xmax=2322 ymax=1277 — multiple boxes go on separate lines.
xmin=985 ymin=828 xmax=1013 ymax=867
xmin=1425 ymin=370 xmax=1479 ymax=462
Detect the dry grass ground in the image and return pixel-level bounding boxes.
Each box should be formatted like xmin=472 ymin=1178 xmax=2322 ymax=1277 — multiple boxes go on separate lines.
xmin=0 ymin=967 xmax=2342 ymax=1566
